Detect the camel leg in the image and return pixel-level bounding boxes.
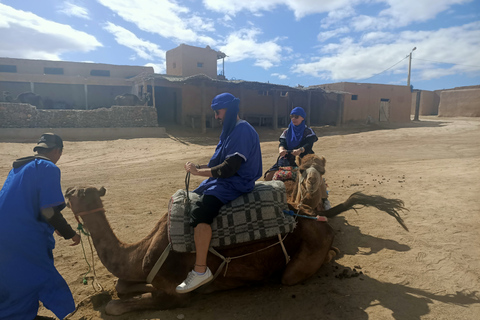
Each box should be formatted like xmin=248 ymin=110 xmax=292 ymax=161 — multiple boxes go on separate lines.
xmin=105 ymin=291 xmax=190 ymax=315
xmin=116 ymin=279 xmax=156 ymax=295
xmin=281 ymin=221 xmax=334 ymax=285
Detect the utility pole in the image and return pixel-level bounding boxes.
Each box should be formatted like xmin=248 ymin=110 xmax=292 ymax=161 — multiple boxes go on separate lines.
xmin=407 ymin=47 xmax=416 ymax=87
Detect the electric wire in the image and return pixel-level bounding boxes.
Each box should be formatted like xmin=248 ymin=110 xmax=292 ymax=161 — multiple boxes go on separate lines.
xmin=358 ymin=55 xmax=409 ymax=82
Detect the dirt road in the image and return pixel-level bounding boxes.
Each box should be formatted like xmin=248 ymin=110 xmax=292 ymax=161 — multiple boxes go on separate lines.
xmin=1 ymin=116 xmax=479 ymax=320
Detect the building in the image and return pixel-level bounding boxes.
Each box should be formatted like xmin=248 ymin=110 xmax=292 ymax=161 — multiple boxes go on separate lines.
xmin=0 ymin=57 xmax=154 ymax=109
xmin=166 ymin=44 xmax=225 ymax=79
xmin=318 ymin=82 xmax=412 ymax=123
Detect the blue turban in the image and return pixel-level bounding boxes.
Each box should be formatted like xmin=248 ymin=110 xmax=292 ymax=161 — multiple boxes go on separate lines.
xmin=286 ymin=107 xmax=307 ymax=150
xmin=209 ymin=93 xmax=240 ymax=167
xmin=290 ymin=107 xmax=306 ymax=119
xmin=211 ymin=93 xmax=240 ymax=143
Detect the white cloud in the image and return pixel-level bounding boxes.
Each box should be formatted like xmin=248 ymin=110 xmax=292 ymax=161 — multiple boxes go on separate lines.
xmin=0 ymin=3 xmax=101 ymax=60
xmin=292 ymin=22 xmax=480 ymax=82
xmin=318 ymin=27 xmax=350 ymax=42
xmin=98 ymin=0 xmax=216 ymax=45
xmin=58 ymin=1 xmax=90 ymax=20
xmin=203 ymin=0 xmax=355 ymax=19
xmin=271 ymin=73 xmax=288 ymax=79
xmin=103 ymin=22 xmax=166 ymax=61
xmin=145 ymin=62 xmax=165 ymax=74
xmin=219 ymin=28 xmax=284 ymax=69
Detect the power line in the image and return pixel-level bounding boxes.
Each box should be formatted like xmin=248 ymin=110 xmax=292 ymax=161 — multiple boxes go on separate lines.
xmin=413 ymin=58 xmax=480 ymax=68
xmin=358 ymin=55 xmax=409 ymax=82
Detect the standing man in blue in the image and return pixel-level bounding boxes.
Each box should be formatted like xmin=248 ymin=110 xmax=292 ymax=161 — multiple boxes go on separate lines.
xmin=176 ymin=92 xmax=262 ymax=293
xmin=0 ymin=133 xmax=81 ymax=320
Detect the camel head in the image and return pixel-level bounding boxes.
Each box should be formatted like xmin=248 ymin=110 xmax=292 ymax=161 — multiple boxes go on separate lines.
xmin=65 ymin=186 xmax=106 ymax=216
xmin=296 ymin=154 xmax=326 ymax=195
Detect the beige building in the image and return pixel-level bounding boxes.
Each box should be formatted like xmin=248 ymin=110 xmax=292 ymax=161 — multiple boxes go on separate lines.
xmin=166 ymin=44 xmax=225 ymax=79
xmin=0 ymin=57 xmax=153 ymax=109
xmin=438 ymin=87 xmax=480 ymax=117
xmin=316 ymin=82 xmax=412 ymax=123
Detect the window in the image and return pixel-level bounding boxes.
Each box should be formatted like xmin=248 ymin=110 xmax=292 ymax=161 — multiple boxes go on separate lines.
xmin=44 ymin=67 xmax=64 ymax=75
xmin=90 ymin=69 xmax=110 ymax=77
xmin=280 ymin=91 xmax=288 ymax=97
xmin=0 ymin=65 xmax=17 ymax=73
xmin=380 ymin=98 xmax=390 ymax=102
xmin=351 ymin=95 xmax=358 ymax=100
xmin=173 ymin=62 xmax=176 ymax=69
xmin=197 ymin=62 xmax=204 ymax=68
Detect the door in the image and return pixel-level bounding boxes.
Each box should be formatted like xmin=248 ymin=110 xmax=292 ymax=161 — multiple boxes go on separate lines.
xmin=379 ymin=99 xmax=390 ymax=122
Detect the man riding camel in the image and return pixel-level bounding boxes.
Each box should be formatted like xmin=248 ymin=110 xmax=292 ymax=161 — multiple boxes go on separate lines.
xmin=176 ymin=92 xmax=262 ymax=293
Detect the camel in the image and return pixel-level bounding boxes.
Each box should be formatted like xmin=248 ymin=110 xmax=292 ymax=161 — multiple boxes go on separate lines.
xmin=284 ymin=153 xmax=327 ymax=211
xmin=64 ymin=184 xmax=407 ymax=315
xmin=114 ymin=93 xmax=146 ymax=106
xmin=284 ymin=153 xmax=408 ymax=230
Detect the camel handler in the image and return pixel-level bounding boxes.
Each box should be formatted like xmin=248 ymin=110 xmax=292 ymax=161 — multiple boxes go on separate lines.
xmin=176 ymin=92 xmax=262 ymax=293
xmin=0 ymin=133 xmax=81 ymax=320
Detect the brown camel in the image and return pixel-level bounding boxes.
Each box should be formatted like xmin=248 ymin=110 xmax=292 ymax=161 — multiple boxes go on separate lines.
xmin=65 ymin=185 xmax=407 ymax=315
xmin=284 ymin=153 xmax=327 ymax=211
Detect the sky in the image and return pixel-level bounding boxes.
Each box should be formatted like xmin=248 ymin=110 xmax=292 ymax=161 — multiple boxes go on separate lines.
xmin=1 ymin=0 xmax=479 ymax=91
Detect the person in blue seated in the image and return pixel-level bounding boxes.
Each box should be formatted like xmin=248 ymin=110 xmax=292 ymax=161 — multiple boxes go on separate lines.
xmin=264 ymin=107 xmax=330 ymax=209
xmin=176 ymin=92 xmax=262 ymax=293
xmin=0 ymin=133 xmax=81 ymax=320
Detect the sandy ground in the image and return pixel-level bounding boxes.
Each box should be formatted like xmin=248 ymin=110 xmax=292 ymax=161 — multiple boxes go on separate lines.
xmin=1 ymin=116 xmax=479 ymax=320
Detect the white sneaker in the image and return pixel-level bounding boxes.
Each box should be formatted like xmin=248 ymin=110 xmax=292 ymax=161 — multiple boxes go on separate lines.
xmin=176 ymin=268 xmax=213 ymax=293
xmin=323 ymin=199 xmax=332 ymax=210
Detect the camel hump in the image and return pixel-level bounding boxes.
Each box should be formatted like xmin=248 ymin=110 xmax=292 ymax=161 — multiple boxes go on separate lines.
xmin=168 ymin=181 xmax=295 ymax=252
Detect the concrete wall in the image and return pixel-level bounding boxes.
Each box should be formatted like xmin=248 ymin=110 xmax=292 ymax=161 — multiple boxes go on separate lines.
xmin=166 ymin=44 xmax=218 ymax=78
xmin=438 ymin=88 xmax=480 ymax=117
xmin=321 ymin=82 xmax=411 ymax=123
xmin=411 ymin=90 xmax=440 ymax=115
xmin=0 ymin=103 xmax=158 ymax=128
xmin=0 ymin=57 xmax=153 ymax=79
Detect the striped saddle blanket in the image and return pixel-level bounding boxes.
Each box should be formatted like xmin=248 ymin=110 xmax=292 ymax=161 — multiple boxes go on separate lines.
xmin=167 ymin=181 xmax=296 ymax=253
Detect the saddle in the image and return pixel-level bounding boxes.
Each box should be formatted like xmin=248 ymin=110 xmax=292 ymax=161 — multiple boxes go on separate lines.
xmin=167 ymin=181 xmax=296 ymax=253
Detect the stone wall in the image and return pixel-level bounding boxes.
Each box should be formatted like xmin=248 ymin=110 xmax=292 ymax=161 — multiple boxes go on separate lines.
xmin=438 ymin=88 xmax=480 ymax=117
xmin=0 ymin=103 xmax=158 ymax=128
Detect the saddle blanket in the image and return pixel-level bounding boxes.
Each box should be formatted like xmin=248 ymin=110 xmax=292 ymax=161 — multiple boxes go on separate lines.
xmin=168 ymin=180 xmax=296 ymax=253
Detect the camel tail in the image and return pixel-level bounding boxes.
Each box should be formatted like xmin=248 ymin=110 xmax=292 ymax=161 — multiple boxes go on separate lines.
xmin=324 ymin=192 xmax=409 ymax=231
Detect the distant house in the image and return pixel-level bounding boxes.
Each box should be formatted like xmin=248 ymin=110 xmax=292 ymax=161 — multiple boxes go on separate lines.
xmin=316 ymin=82 xmax=412 ymax=123
xmin=166 ymin=44 xmax=225 ymax=79
xmin=438 ymin=86 xmax=480 ymax=117
xmin=0 ymin=57 xmax=154 ymax=109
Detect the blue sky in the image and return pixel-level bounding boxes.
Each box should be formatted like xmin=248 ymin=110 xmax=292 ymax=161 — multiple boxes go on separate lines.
xmin=1 ymin=0 xmax=479 ymax=91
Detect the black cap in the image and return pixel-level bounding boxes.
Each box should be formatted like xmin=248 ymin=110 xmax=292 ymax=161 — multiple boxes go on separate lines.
xmin=33 ymin=133 xmax=64 ymax=152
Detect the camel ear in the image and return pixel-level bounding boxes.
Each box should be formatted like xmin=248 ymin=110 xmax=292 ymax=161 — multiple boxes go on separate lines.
xmin=99 ymin=186 xmax=106 ymax=197
xmin=296 ymin=155 xmax=302 ymax=166
xmin=65 ymin=186 xmax=75 ymax=197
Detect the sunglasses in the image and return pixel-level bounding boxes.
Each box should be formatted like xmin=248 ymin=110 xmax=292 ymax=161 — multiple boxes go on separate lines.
xmin=290 ymin=115 xmax=300 ymax=119
xmin=214 ymin=110 xmax=220 ymax=116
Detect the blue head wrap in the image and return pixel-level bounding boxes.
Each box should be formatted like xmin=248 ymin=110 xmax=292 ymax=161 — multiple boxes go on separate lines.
xmin=209 ymin=93 xmax=240 ymax=167
xmin=286 ymin=107 xmax=307 ymax=150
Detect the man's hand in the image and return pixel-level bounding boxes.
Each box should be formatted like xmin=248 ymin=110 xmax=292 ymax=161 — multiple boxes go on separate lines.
xmin=292 ymin=148 xmax=303 ymax=156
xmin=70 ymin=233 xmax=81 ymax=246
xmin=185 ymin=161 xmax=199 ymax=175
xmin=279 ymin=148 xmax=287 ymax=158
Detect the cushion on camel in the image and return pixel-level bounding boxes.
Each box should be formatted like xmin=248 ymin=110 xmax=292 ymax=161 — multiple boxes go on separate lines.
xmin=168 ymin=181 xmax=296 ymax=253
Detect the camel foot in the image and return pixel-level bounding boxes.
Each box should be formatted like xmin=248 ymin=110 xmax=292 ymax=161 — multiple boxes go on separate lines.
xmin=324 ymin=247 xmax=340 ymax=264
xmin=105 ymin=293 xmax=156 ymax=315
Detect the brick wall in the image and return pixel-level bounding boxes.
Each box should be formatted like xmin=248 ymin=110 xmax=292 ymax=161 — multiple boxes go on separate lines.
xmin=0 ymin=103 xmax=158 ymax=128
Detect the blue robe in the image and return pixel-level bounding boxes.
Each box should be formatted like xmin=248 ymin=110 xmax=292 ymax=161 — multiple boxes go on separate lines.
xmin=0 ymin=158 xmax=75 ymax=320
xmin=195 ymin=120 xmax=262 ymax=204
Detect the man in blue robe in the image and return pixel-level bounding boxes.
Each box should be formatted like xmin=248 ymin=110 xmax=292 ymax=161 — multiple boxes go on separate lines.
xmin=176 ymin=92 xmax=262 ymax=293
xmin=0 ymin=133 xmax=80 ymax=320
